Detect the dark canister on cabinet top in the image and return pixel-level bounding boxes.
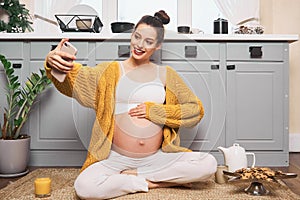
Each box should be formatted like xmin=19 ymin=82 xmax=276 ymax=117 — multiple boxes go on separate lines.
xmin=214 ymin=18 xmax=228 ymax=34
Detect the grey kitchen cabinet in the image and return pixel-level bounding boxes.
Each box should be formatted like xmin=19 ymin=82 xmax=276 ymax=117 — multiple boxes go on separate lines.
xmin=161 ymin=42 xmax=226 ymax=152
xmin=226 ymin=62 xmax=284 ymax=150
xmin=28 ymin=41 xmax=92 ymax=150
xmin=0 ymin=38 xmax=291 ymax=167
xmin=0 ymin=41 xmax=26 ymax=85
xmin=95 ymin=41 xmax=160 ymax=64
xmin=0 ymin=41 xmax=26 ymax=133
xmin=225 ymin=43 xmax=289 ymax=166
xmin=95 ymin=41 xmax=131 ymax=61
xmin=28 ymin=41 xmax=93 ymax=166
xmin=161 ymin=41 xmax=289 ymax=166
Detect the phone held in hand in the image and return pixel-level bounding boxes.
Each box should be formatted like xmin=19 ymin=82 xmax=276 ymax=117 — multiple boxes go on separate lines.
xmin=51 ymin=41 xmax=78 ymax=82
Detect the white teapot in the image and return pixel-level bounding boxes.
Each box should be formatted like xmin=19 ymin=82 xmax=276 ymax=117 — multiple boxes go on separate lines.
xmin=218 ymin=143 xmax=256 ymax=172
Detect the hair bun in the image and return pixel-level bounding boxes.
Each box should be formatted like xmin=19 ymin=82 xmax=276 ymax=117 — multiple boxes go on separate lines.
xmin=154 ymin=10 xmax=170 ymax=25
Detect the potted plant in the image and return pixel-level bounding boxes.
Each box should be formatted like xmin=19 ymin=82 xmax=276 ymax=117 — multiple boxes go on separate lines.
xmin=0 ymin=54 xmax=51 ymax=176
xmin=0 ymin=0 xmax=33 ymax=33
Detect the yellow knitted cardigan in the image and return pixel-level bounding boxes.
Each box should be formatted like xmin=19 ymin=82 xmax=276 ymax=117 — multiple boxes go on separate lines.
xmin=45 ymin=61 xmax=204 ymax=171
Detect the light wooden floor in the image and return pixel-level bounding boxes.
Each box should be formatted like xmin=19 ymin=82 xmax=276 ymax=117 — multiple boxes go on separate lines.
xmin=1 ymin=153 xmax=300 ymax=195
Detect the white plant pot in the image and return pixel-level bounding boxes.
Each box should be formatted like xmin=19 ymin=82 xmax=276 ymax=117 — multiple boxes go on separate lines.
xmin=0 ymin=136 xmax=30 ymax=176
xmin=0 ymin=8 xmax=9 ymax=24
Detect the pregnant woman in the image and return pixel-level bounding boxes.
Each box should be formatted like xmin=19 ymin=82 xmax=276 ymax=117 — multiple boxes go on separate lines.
xmin=45 ymin=10 xmax=217 ymax=200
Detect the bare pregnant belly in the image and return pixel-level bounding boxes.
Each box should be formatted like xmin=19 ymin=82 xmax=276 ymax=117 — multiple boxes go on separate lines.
xmin=112 ymin=113 xmax=163 ymax=158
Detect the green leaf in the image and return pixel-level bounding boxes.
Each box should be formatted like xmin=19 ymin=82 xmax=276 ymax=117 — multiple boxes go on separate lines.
xmin=12 ymin=82 xmax=21 ymax=90
xmin=0 ymin=0 xmax=33 ymax=33
xmin=3 ymin=60 xmax=11 ymax=69
xmin=10 ymin=75 xmax=18 ymax=83
xmin=6 ymin=68 xmax=14 ymax=76
xmin=17 ymin=98 xmax=25 ymax=106
xmin=12 ymin=91 xmax=21 ymax=101
xmin=14 ymin=117 xmax=23 ymax=127
xmin=29 ymin=74 xmax=38 ymax=84
xmin=1 ymin=53 xmax=51 ymax=139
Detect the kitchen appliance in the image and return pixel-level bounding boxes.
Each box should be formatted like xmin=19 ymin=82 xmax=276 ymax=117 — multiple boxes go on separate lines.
xmin=213 ymin=18 xmax=228 ymax=34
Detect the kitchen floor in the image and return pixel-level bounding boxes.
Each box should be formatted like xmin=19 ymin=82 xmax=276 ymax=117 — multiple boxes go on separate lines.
xmin=273 ymin=153 xmax=300 ymax=195
xmin=0 ymin=153 xmax=300 ymax=195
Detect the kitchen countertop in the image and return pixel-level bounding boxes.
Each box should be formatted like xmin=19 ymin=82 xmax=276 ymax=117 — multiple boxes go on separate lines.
xmin=0 ymin=31 xmax=298 ymax=43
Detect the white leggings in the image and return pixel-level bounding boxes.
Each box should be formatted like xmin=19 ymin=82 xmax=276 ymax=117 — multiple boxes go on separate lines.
xmin=74 ymin=150 xmax=217 ymax=200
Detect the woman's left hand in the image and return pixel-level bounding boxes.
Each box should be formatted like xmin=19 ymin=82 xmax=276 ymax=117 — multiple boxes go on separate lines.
xmin=128 ymin=103 xmax=146 ymax=118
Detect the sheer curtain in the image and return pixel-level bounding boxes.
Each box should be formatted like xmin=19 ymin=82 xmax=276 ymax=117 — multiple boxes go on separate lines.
xmin=50 ymin=0 xmax=82 ymax=18
xmin=213 ymin=0 xmax=260 ymax=26
xmin=34 ymin=0 xmax=82 ymax=32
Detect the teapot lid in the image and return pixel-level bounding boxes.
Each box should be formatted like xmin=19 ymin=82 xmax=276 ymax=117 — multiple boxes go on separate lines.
xmin=232 ymin=143 xmax=246 ymax=151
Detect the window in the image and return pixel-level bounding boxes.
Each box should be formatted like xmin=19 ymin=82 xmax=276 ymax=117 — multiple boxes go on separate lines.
xmin=33 ymin=0 xmax=102 ymax=33
xmin=117 ymin=0 xmax=177 ymax=31
xmin=116 ymin=0 xmax=230 ymax=34
xmin=31 ymin=0 xmax=230 ymax=34
xmin=192 ymin=0 xmax=231 ymax=34
xmin=80 ymin=0 xmax=102 ymax=16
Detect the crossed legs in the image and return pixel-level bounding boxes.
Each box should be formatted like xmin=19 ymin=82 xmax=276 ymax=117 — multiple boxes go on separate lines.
xmin=74 ymin=150 xmax=217 ymax=199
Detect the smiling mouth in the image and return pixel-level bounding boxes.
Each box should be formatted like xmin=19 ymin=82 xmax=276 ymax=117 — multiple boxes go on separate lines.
xmin=133 ymin=48 xmax=145 ymax=56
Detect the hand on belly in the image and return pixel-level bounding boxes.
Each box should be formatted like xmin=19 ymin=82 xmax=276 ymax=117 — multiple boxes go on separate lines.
xmin=115 ymin=113 xmax=163 ymax=138
xmin=113 ymin=113 xmax=163 ymax=157
xmin=128 ymin=103 xmax=147 ymax=118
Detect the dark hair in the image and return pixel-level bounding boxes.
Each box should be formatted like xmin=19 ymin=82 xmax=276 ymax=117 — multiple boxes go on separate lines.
xmin=134 ymin=10 xmax=170 ymax=45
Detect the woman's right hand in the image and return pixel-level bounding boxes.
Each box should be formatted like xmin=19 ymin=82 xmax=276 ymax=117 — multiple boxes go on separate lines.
xmin=46 ymin=38 xmax=76 ymax=73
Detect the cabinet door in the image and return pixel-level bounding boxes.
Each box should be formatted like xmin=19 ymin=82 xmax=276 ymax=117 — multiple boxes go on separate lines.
xmin=0 ymin=42 xmax=25 ymax=133
xmin=162 ymin=61 xmax=226 ymax=151
xmin=226 ymin=62 xmax=284 ymax=150
xmin=28 ymin=41 xmax=92 ymax=150
xmin=28 ymin=61 xmax=85 ymax=150
xmin=95 ymin=42 xmax=131 ymax=61
xmin=0 ymin=41 xmax=25 ymax=85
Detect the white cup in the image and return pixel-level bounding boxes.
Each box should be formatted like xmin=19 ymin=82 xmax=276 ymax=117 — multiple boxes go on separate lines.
xmin=215 ymin=165 xmax=228 ymax=184
xmin=191 ymin=28 xmax=203 ymax=34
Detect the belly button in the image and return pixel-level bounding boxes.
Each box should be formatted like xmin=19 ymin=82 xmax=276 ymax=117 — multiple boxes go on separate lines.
xmin=139 ymin=140 xmax=145 ymax=145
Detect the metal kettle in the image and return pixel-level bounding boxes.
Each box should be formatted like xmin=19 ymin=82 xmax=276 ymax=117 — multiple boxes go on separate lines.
xmin=218 ymin=143 xmax=256 ymax=172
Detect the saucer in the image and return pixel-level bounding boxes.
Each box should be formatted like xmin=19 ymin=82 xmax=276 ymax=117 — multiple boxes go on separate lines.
xmin=0 ymin=168 xmax=29 ymax=178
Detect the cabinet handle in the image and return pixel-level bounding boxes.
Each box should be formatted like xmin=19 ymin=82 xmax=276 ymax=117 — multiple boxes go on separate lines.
xmin=227 ymin=65 xmax=235 ymax=70
xmin=118 ymin=45 xmax=130 ymax=58
xmin=249 ymin=46 xmax=263 ymax=58
xmin=185 ymin=46 xmax=197 ymax=58
xmin=51 ymin=45 xmax=57 ymax=51
xmin=12 ymin=63 xmax=22 ymax=68
xmin=211 ymin=64 xmax=219 ymax=70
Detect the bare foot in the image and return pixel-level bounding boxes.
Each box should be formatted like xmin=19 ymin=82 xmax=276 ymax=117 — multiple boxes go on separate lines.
xmin=120 ymin=169 xmax=137 ymax=176
xmin=146 ymin=180 xmax=193 ymax=189
xmin=120 ymin=169 xmax=193 ymax=189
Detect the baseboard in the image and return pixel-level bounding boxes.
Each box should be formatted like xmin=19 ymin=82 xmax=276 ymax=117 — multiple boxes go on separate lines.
xmin=289 ymin=133 xmax=300 ymax=152
xmin=29 ymin=150 xmax=86 ymax=166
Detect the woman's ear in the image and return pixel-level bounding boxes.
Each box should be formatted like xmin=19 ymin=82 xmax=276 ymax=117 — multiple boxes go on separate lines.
xmin=155 ymin=43 xmax=162 ymax=50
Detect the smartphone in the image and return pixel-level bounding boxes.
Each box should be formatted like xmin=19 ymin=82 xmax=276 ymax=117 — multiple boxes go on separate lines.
xmin=51 ymin=41 xmax=78 ymax=82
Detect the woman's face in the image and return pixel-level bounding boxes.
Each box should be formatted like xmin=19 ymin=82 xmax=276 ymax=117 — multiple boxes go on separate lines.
xmin=130 ymin=23 xmax=161 ymax=62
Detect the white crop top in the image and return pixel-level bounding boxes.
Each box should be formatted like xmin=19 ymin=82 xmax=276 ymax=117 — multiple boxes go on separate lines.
xmin=115 ymin=62 xmax=166 ymax=114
